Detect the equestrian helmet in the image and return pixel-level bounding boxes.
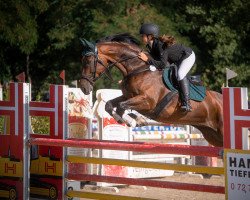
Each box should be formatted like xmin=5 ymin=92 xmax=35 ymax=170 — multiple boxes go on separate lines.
xmin=139 ymin=23 xmax=159 ymax=37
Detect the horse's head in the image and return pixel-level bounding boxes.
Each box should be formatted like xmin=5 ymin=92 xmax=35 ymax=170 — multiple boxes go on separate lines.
xmin=80 ymin=34 xmax=144 ymax=95
xmin=80 ymin=38 xmax=109 ymax=95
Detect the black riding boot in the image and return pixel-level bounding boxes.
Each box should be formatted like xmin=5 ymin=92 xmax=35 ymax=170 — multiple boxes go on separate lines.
xmin=179 ymin=77 xmax=192 ymax=112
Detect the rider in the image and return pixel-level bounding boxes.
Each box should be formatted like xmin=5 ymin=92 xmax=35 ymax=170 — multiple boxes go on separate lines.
xmin=138 ymin=23 xmax=195 ymax=112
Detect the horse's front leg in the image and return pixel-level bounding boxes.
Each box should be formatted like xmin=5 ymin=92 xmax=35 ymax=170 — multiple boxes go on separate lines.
xmin=105 ymin=95 xmax=136 ymax=126
xmin=127 ymin=112 xmax=148 ymax=127
xmin=105 ymin=95 xmax=125 ymax=123
xmin=119 ymin=95 xmax=152 ymax=126
xmin=119 ymin=95 xmax=151 ymax=110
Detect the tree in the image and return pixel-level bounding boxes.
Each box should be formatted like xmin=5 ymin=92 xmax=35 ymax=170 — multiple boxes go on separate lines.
xmin=0 ymin=0 xmax=248 ymax=96
xmin=0 ymin=0 xmax=49 ymax=82
xmin=175 ymin=0 xmax=250 ymax=90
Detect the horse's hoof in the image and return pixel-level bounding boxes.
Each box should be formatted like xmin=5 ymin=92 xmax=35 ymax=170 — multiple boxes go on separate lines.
xmin=125 ymin=120 xmax=136 ymax=127
xmin=130 ymin=120 xmax=137 ymax=127
xmin=135 ymin=116 xmax=148 ymax=127
xmin=117 ymin=119 xmax=123 ymax=124
xmin=122 ymin=114 xmax=137 ymax=127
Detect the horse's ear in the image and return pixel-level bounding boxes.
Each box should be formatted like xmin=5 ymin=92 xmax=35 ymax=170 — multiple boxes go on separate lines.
xmin=80 ymin=38 xmax=96 ymax=52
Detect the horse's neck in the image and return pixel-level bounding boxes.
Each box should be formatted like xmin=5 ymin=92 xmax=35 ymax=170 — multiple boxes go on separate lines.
xmin=101 ymin=43 xmax=144 ymax=76
xmin=113 ymin=48 xmax=145 ymax=76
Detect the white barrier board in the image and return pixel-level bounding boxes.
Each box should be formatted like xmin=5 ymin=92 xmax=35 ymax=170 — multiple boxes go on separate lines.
xmin=67 ymin=88 xmax=92 ymax=194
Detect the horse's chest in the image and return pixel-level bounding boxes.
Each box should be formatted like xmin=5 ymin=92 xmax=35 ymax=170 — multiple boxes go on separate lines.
xmin=122 ymin=82 xmax=141 ymax=98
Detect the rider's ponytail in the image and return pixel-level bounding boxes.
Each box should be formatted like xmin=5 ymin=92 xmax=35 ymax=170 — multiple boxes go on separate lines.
xmin=159 ymin=35 xmax=176 ymax=47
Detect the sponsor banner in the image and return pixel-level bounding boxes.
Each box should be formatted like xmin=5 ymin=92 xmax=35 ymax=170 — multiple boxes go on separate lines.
xmin=68 ymin=88 xmax=92 ymax=175
xmin=225 ymin=149 xmax=250 ymax=200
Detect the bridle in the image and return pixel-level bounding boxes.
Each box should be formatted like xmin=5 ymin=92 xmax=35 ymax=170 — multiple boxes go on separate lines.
xmin=81 ymin=46 xmax=140 ymax=85
xmin=81 ymin=47 xmax=104 ymax=85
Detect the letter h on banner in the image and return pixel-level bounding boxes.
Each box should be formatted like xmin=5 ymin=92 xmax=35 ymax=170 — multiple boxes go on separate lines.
xmin=223 ymin=87 xmax=250 ymax=150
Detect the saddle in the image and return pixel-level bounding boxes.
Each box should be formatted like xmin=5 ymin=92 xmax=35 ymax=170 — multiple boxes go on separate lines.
xmin=162 ymin=65 xmax=206 ymax=102
xmin=149 ymin=65 xmax=206 ymax=119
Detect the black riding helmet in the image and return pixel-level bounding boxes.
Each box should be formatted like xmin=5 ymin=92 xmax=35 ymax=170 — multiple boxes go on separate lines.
xmin=139 ymin=23 xmax=159 ymax=37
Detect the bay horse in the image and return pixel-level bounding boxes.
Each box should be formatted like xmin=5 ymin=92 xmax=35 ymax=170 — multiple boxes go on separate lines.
xmin=79 ymin=33 xmax=223 ymax=147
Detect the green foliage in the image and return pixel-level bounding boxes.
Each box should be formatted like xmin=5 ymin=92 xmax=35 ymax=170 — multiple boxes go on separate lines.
xmin=175 ymin=0 xmax=250 ymax=90
xmin=0 ymin=116 xmax=49 ymax=135
xmin=0 ymin=117 xmax=3 ymax=134
xmin=0 ymin=0 xmax=249 ymax=95
xmin=31 ymin=116 xmax=50 ymax=135
xmin=0 ymin=0 xmax=49 ymax=54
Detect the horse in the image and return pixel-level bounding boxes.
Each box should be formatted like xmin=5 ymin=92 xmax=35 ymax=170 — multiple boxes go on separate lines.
xmin=79 ymin=33 xmax=223 ymax=147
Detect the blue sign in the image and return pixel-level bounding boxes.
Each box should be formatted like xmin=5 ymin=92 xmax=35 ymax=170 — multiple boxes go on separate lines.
xmin=132 ymin=126 xmax=184 ymax=132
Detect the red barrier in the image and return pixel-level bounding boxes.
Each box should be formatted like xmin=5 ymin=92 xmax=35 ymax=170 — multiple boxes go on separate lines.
xmin=30 ymin=138 xmax=223 ymax=157
xmin=67 ymin=173 xmax=225 ymax=194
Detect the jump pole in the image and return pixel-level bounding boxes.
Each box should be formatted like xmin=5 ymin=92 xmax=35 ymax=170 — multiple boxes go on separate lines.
xmin=30 ymin=138 xmax=223 ymax=157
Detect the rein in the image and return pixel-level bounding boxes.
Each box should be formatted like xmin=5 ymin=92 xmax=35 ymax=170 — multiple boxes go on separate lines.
xmin=81 ymin=52 xmax=141 ymax=84
xmin=125 ymin=65 xmax=151 ymax=80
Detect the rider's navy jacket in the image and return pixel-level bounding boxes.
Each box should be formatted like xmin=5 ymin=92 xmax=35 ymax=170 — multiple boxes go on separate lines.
xmin=147 ymin=38 xmax=192 ymax=69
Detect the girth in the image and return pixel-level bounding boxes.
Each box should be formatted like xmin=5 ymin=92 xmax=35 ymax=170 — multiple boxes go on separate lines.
xmin=149 ymin=91 xmax=178 ymax=120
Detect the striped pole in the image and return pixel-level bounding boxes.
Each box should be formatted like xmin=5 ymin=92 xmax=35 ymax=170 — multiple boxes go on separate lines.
xmin=133 ymin=133 xmax=204 ymax=140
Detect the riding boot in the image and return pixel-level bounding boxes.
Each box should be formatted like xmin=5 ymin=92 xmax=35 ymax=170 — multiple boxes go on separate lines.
xmin=179 ymin=77 xmax=192 ymax=112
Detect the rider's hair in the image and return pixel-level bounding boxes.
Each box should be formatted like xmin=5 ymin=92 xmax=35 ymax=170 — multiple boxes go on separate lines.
xmin=159 ymin=35 xmax=176 ymax=46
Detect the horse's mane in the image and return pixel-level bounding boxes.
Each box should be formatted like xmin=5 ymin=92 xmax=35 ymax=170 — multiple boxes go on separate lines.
xmin=96 ymin=33 xmax=140 ymax=46
xmin=96 ymin=33 xmax=142 ymax=54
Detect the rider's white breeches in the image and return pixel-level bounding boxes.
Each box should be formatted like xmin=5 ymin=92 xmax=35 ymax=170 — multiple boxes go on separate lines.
xmin=178 ymin=51 xmax=195 ymax=81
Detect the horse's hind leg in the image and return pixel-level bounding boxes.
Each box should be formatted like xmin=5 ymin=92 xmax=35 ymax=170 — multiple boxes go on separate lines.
xmin=193 ymin=125 xmax=223 ymax=147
